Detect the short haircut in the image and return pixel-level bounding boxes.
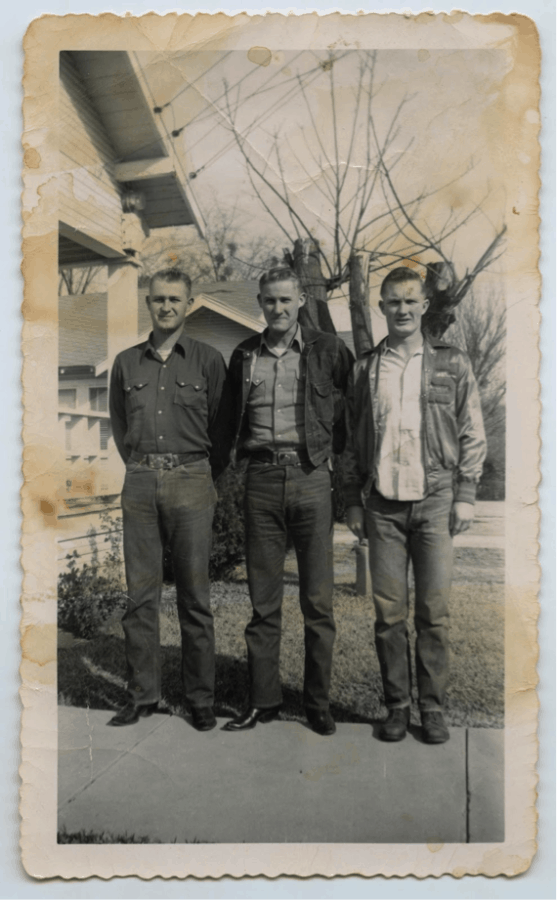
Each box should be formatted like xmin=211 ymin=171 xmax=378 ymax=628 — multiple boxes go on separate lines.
xmin=258 ymin=266 xmax=302 ymax=294
xmin=149 ymin=268 xmax=192 ymax=295
xmin=380 ymin=266 xmax=425 ymax=299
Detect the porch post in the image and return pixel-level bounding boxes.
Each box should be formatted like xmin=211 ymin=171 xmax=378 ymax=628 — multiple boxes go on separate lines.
xmin=106 ymin=257 xmax=142 ymax=364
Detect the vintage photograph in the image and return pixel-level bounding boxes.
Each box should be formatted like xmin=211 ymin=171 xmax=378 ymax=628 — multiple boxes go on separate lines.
xmin=21 ymin=12 xmax=540 ymax=880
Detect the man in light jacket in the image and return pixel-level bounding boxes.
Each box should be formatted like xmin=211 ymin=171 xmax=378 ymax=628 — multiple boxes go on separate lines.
xmin=344 ymin=266 xmax=486 ymax=744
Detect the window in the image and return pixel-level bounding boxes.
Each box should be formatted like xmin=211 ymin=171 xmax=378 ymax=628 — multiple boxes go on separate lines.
xmin=89 ymin=387 xmax=108 ymax=412
xmin=99 ymin=419 xmax=111 ymax=452
xmin=59 ymin=389 xmax=76 ymax=409
xmin=64 ymin=419 xmax=74 ymax=452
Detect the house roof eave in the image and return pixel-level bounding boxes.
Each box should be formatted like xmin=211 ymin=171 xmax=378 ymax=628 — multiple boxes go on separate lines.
xmin=94 ymin=292 xmax=263 ymax=377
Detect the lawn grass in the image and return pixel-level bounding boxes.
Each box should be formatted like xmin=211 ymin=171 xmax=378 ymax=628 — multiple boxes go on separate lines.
xmin=58 ymin=544 xmax=504 ymax=728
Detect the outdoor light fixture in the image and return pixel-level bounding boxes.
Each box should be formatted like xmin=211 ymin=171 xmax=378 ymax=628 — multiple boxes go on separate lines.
xmin=121 ymin=189 xmax=146 ymax=213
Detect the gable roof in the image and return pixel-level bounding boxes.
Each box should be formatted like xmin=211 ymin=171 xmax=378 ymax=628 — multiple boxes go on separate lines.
xmin=60 ymin=282 xmax=264 ymax=373
xmin=137 ymin=281 xmax=262 ymax=336
xmin=59 ymin=282 xmax=368 ymax=373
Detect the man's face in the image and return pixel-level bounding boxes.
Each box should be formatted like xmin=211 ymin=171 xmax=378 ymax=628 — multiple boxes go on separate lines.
xmin=379 ymin=279 xmax=429 ymax=340
xmin=258 ymin=279 xmax=306 ymax=337
xmin=147 ymin=278 xmax=192 ymax=334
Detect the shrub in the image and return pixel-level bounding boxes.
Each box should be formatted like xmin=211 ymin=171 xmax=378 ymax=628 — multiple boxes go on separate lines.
xmin=58 ymin=507 xmax=127 ymax=640
xmin=209 ymin=464 xmax=247 ymax=580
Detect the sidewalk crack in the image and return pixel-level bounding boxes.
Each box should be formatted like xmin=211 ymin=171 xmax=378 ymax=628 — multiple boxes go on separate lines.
xmin=58 ymin=712 xmax=172 ymax=811
xmin=465 ymin=728 xmax=471 ymax=843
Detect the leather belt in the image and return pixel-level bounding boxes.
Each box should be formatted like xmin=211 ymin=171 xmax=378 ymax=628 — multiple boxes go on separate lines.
xmin=249 ymin=449 xmax=310 ymax=467
xmin=129 ymin=451 xmax=207 ymax=470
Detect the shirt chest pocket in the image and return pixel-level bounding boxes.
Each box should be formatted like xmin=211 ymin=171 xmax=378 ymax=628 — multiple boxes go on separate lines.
xmin=124 ymin=379 xmax=149 ymax=414
xmin=428 ymin=374 xmax=456 ymax=406
xmin=174 ymin=378 xmax=207 ymax=410
xmin=248 ymin=377 xmax=267 ymax=408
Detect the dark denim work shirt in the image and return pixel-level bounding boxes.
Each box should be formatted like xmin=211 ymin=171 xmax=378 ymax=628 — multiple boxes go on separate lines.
xmin=109 ymin=330 xmax=232 ymax=478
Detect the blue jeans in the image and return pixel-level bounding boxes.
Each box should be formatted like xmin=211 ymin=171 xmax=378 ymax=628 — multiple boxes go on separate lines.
xmin=365 ymin=484 xmax=454 ymax=712
xmin=244 ymin=462 xmax=335 ymax=712
xmin=120 ymin=458 xmax=217 ymax=708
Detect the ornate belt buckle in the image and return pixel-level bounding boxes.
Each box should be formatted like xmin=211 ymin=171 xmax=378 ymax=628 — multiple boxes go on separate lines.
xmin=162 ymin=454 xmax=174 ymax=469
xmin=278 ymin=450 xmax=293 ymax=466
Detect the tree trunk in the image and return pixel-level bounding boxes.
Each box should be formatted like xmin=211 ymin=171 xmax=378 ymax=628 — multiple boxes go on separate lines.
xmin=348 ymin=254 xmax=374 ymax=357
xmin=422 ymin=261 xmax=458 ymax=339
xmin=291 ymin=238 xmax=336 ymax=334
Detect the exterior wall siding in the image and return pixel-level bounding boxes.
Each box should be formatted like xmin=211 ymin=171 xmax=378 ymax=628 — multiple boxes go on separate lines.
xmin=57 ymin=305 xmax=260 ymax=576
xmin=183 ymin=308 xmax=259 ymax=364
xmin=59 ymin=52 xmax=124 ymax=253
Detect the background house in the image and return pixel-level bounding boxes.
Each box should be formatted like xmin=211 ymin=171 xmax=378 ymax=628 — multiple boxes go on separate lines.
xmin=55 ymin=50 xmax=204 ymax=569
xmin=56 ymin=281 xmax=265 ymax=569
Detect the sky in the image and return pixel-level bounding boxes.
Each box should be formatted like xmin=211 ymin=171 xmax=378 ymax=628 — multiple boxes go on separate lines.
xmin=135 ymin=48 xmax=512 ymax=324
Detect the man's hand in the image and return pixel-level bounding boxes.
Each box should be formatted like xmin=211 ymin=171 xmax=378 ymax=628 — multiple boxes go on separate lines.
xmin=450 ymin=501 xmax=475 ymax=537
xmin=346 ymin=506 xmax=366 ymax=542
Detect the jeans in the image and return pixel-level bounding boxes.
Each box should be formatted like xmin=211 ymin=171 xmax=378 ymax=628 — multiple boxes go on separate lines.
xmin=364 ymin=484 xmax=454 ymax=712
xmin=244 ymin=462 xmax=335 ymax=712
xmin=120 ymin=458 xmax=217 ymax=708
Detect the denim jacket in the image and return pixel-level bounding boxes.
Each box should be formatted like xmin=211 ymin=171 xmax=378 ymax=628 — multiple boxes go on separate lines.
xmin=228 ymin=326 xmax=354 ymax=467
xmin=343 ymin=336 xmax=487 ymax=507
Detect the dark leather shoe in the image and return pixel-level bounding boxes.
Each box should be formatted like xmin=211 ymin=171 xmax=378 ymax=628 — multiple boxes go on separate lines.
xmin=223 ymin=706 xmax=281 ymax=732
xmin=307 ymin=709 xmax=336 ymax=736
xmin=421 ymin=711 xmax=450 ymax=744
xmin=108 ymin=702 xmax=158 ymax=727
xmin=191 ymin=706 xmax=217 ymax=732
xmin=378 ymin=707 xmax=410 ymax=742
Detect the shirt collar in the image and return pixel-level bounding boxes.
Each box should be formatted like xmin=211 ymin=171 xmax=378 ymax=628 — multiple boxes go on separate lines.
xmin=260 ymin=323 xmax=304 ymax=354
xmin=383 ymin=335 xmax=424 ymax=358
xmin=144 ymin=328 xmax=188 ymax=360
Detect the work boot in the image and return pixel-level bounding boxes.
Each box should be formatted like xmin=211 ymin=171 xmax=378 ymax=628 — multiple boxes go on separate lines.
xmin=421 ymin=710 xmax=450 ymax=744
xmin=378 ymin=707 xmax=410 ymax=742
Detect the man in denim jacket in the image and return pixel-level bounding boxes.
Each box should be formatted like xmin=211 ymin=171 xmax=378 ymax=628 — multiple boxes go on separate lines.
xmin=344 ymin=267 xmax=486 ymax=744
xmin=224 ymin=267 xmax=353 ymax=736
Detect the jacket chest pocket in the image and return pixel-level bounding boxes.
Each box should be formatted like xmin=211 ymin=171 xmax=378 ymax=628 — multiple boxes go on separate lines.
xmin=248 ymin=377 xmax=267 ymax=408
xmin=124 ymin=379 xmax=149 ymax=414
xmin=311 ymin=379 xmax=333 ymax=420
xmin=174 ymin=378 xmax=207 ymax=410
xmin=428 ymin=375 xmax=456 ymax=406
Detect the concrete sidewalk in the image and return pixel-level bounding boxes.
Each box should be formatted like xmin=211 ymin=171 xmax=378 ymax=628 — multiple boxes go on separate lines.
xmin=58 ymin=707 xmax=504 ymax=844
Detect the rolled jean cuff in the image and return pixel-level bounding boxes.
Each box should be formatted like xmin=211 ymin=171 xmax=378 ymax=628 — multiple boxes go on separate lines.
xmin=386 ymin=701 xmax=411 ymax=711
xmin=419 ymin=704 xmax=444 ymax=713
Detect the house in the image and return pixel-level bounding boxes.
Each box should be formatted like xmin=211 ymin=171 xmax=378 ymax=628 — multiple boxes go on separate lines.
xmin=58 ymin=280 xmax=365 ymax=491
xmin=56 ymin=275 xmax=364 ymax=569
xmin=57 ymin=281 xmax=264 ymax=564
xmin=56 ymin=50 xmax=204 ymax=497
xmin=52 ymin=50 xmax=204 ymax=568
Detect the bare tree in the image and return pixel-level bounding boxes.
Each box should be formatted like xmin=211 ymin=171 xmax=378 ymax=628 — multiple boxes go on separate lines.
xmin=139 ymin=205 xmax=281 ymax=285
xmin=59 ymin=265 xmax=103 ymax=296
xmin=444 ymin=285 xmax=506 ymax=500
xmin=224 ymin=51 xmax=506 ymax=356
xmin=444 ymin=286 xmax=506 ymax=434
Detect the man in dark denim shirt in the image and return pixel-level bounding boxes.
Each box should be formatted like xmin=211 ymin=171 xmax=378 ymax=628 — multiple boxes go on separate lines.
xmin=224 ymin=267 xmax=353 ymax=736
xmin=108 ymin=268 xmax=232 ymax=731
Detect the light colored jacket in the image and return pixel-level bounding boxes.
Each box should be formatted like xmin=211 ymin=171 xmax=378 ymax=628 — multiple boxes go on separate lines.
xmin=343 ymin=336 xmax=487 ymax=507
